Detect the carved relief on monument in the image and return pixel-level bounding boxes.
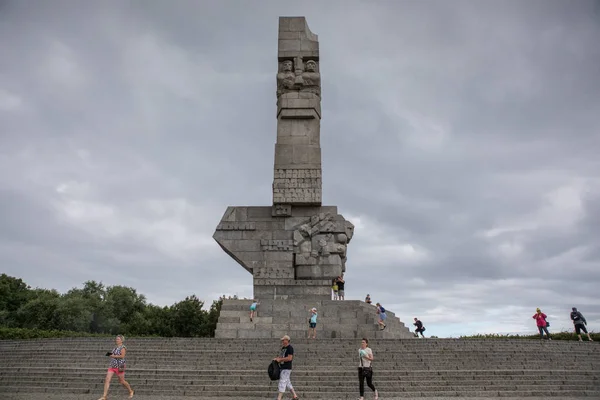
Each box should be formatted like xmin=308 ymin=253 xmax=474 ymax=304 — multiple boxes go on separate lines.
xmin=273 ymin=168 xmax=322 ymax=204
xmin=272 ymin=204 xmax=292 ymax=217
xmin=292 ymin=213 xmax=354 ymax=274
xmin=277 ymin=58 xmax=321 ymax=98
xmin=261 ymin=239 xmax=294 ymax=251
xmin=300 ymin=59 xmax=320 ymax=96
xmin=277 ymin=60 xmax=296 ymax=98
xmin=216 ymin=222 xmax=256 ymax=231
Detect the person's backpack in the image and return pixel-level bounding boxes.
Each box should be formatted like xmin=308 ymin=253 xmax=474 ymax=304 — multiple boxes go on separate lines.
xmin=379 ymin=306 xmax=385 ymax=313
xmin=268 ymin=360 xmax=280 ymax=381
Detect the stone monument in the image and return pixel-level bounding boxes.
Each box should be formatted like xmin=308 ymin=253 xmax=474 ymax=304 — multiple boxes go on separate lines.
xmin=213 ymin=17 xmax=413 ymax=339
xmin=214 ymin=16 xmax=353 ymax=301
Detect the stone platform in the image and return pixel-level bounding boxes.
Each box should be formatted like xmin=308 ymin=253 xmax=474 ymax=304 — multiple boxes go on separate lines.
xmin=1 ymin=337 xmax=599 ymax=398
xmin=215 ymin=299 xmax=414 ymax=339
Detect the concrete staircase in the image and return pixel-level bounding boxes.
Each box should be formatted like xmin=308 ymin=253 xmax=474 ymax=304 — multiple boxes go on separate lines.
xmin=216 ymin=299 xmax=414 ymax=339
xmin=1 ymin=337 xmax=599 ymax=398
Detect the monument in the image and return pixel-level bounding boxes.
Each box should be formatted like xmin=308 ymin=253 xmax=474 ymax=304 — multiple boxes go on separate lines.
xmin=213 ymin=17 xmax=412 ymax=339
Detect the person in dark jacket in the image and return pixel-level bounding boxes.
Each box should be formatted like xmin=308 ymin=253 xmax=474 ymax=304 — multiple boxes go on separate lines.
xmin=413 ymin=318 xmax=426 ymax=338
xmin=571 ymin=307 xmax=594 ymax=342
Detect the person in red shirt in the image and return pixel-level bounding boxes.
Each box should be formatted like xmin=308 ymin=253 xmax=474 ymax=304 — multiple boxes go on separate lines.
xmin=532 ymin=308 xmax=551 ymax=340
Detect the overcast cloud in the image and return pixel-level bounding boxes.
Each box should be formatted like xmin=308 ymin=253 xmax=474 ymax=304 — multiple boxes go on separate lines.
xmin=1 ymin=0 xmax=599 ymax=337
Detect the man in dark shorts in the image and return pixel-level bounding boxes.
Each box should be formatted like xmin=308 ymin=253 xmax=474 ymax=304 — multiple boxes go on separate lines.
xmin=413 ymin=317 xmax=426 ymax=338
xmin=336 ymin=275 xmax=345 ymax=300
xmin=274 ymin=335 xmax=299 ymax=400
xmin=571 ymin=307 xmax=593 ymax=342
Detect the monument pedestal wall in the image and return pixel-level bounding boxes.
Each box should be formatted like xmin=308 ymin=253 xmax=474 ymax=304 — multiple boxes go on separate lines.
xmin=215 ymin=299 xmax=414 ymax=339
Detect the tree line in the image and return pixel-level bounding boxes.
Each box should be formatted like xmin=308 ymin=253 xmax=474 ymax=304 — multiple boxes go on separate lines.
xmin=0 ymin=274 xmax=221 ymax=337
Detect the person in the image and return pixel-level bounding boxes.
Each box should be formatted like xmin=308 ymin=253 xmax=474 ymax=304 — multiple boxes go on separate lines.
xmin=308 ymin=307 xmax=318 ymax=339
xmin=532 ymin=308 xmax=551 ymax=340
xmin=336 ymin=275 xmax=345 ymax=300
xmin=365 ymin=294 xmax=372 ymax=304
xmin=413 ymin=317 xmax=426 ymax=338
xmin=98 ymin=335 xmax=134 ymax=400
xmin=332 ymin=278 xmax=338 ymax=300
xmin=273 ymin=335 xmax=299 ymax=400
xmin=358 ymin=338 xmax=378 ymax=400
xmin=376 ymin=303 xmax=386 ymax=330
xmin=250 ymin=299 xmax=259 ymax=322
xmin=571 ymin=307 xmax=594 ymax=342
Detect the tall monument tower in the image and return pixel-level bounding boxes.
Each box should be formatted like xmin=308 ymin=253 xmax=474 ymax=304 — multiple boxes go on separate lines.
xmin=214 ymin=17 xmax=353 ymax=300
xmin=213 ymin=17 xmax=413 ymax=339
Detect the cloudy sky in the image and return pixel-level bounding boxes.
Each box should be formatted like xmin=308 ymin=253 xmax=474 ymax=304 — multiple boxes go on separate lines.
xmin=1 ymin=0 xmax=599 ymax=337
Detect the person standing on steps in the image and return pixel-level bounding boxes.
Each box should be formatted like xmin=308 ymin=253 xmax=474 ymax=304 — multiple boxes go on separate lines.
xmin=376 ymin=303 xmax=386 ymax=330
xmin=249 ymin=299 xmax=259 ymax=322
xmin=332 ymin=278 xmax=338 ymax=300
xmin=308 ymin=307 xmax=318 ymax=339
xmin=98 ymin=335 xmax=134 ymax=400
xmin=571 ymin=307 xmax=594 ymax=342
xmin=336 ymin=274 xmax=345 ymax=300
xmin=413 ymin=317 xmax=426 ymax=338
xmin=532 ymin=308 xmax=551 ymax=340
xmin=358 ymin=338 xmax=378 ymax=400
xmin=274 ymin=335 xmax=299 ymax=400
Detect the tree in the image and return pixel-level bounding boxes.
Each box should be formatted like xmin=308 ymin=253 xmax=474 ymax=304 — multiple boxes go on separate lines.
xmin=0 ymin=274 xmax=31 ymax=326
xmin=170 ymin=295 xmax=206 ymax=337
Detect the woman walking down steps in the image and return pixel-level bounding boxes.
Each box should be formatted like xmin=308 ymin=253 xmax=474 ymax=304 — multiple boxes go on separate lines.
xmin=98 ymin=335 xmax=134 ymax=399
xmin=358 ymin=338 xmax=378 ymax=400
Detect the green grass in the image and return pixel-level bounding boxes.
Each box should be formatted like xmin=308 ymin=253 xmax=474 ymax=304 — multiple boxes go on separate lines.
xmin=460 ymin=331 xmax=599 ymax=341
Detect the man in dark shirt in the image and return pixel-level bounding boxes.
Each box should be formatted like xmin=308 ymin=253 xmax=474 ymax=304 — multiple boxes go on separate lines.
xmin=274 ymin=335 xmax=298 ymax=400
xmin=571 ymin=307 xmax=593 ymax=342
xmin=413 ymin=318 xmax=426 ymax=338
xmin=336 ymin=275 xmax=345 ymax=300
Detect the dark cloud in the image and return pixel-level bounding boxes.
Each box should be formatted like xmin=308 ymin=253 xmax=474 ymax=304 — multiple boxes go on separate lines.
xmin=1 ymin=0 xmax=599 ymax=336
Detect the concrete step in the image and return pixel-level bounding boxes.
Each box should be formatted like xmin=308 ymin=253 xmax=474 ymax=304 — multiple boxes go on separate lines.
xmin=1 ymin=338 xmax=599 ymax=398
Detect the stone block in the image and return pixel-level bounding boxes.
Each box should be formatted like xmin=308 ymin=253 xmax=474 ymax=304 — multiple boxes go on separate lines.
xmin=247 ymin=206 xmax=274 ymax=219
xmin=274 ymin=143 xmax=294 ymax=165
xmin=290 ymin=206 xmax=336 ymax=217
xmin=254 ymin=220 xmax=286 ymax=230
xmin=235 ymin=207 xmax=247 ymax=221
xmin=278 ymin=17 xmax=291 ymax=32
xmin=278 ymin=31 xmax=300 ymax=40
xmin=273 ymin=230 xmax=293 ymax=240
xmin=242 ymin=230 xmax=273 ymax=240
xmin=278 ymin=39 xmax=301 ymax=52
xmin=272 ymin=204 xmax=292 ymax=217
xmin=264 ymin=252 xmax=293 ymax=262
xmin=218 ymin=316 xmax=241 ymax=323
xmin=232 ymin=240 xmax=261 ymax=252
xmin=301 ymin=39 xmax=318 ymax=51
xmin=222 ymin=206 xmax=237 ymax=222
xmin=214 ymin=329 xmax=238 ymax=339
xmin=237 ymin=330 xmax=272 ymax=339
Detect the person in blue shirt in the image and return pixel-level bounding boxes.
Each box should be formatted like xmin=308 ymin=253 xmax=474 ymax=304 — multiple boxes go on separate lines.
xmin=308 ymin=307 xmax=318 ymax=339
xmin=249 ymin=299 xmax=259 ymax=322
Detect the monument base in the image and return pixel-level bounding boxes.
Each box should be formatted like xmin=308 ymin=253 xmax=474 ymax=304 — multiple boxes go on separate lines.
xmin=215 ymin=299 xmax=414 ymax=339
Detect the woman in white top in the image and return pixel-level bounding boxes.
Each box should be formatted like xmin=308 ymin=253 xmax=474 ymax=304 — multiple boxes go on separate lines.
xmin=358 ymin=338 xmax=378 ymax=400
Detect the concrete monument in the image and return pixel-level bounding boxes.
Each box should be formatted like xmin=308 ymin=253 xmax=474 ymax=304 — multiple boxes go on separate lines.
xmin=213 ymin=17 xmax=413 ymax=339
xmin=214 ymin=16 xmax=353 ymax=300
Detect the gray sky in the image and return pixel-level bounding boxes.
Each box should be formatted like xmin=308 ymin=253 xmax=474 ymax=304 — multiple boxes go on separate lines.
xmin=1 ymin=0 xmax=599 ymax=337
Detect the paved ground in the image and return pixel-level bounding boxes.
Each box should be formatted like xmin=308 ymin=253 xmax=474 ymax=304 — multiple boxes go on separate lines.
xmin=0 ymin=395 xmax=592 ymax=400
